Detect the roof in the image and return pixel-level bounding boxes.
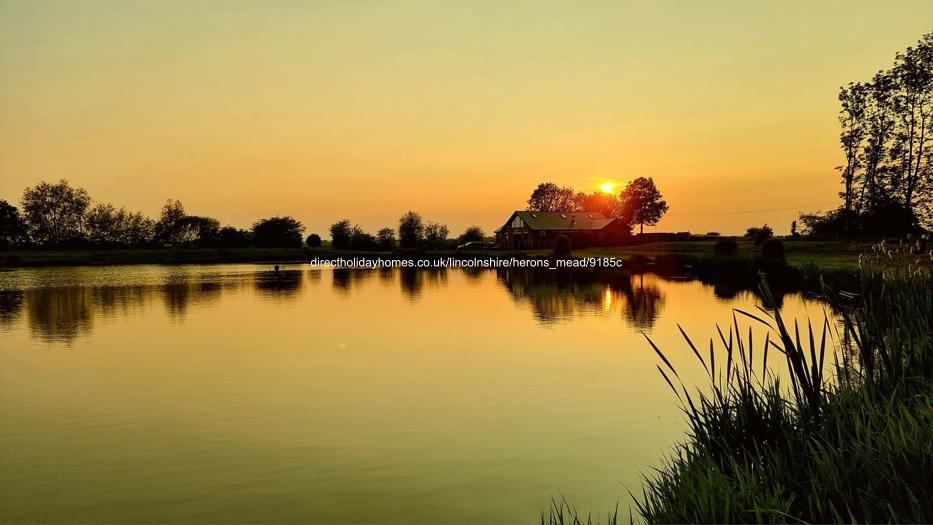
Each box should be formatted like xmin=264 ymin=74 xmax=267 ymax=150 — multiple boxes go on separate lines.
xmin=503 ymin=211 xmax=618 ymax=231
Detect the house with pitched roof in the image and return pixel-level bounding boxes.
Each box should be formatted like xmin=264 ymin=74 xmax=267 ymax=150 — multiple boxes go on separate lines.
xmin=494 ymin=211 xmax=630 ymax=250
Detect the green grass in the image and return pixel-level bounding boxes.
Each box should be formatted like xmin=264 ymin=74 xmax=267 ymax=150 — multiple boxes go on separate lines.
xmin=566 ymin=239 xmax=872 ymax=271
xmin=633 ymin=242 xmax=933 ymax=523
xmin=3 ymin=239 xmax=872 ymax=271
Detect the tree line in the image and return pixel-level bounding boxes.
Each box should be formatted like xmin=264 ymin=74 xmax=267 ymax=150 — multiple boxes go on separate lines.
xmin=803 ymin=32 xmax=932 ymax=238
xmin=525 ymin=176 xmax=668 ymax=234
xmin=0 ymin=179 xmax=306 ymax=249
xmin=0 ymin=179 xmax=489 ymax=252
xmin=326 ymin=213 xmax=485 ymax=251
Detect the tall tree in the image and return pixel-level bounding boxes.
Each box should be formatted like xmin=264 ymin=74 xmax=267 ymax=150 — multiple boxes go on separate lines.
xmin=398 ymin=211 xmax=424 ymax=248
xmin=154 ymin=199 xmax=186 ymax=244
xmin=0 ymin=200 xmax=29 ymax=248
xmin=619 ymin=177 xmax=668 ymax=234
xmin=376 ymin=228 xmax=397 ymax=250
xmin=86 ymin=203 xmax=153 ymax=246
xmin=838 ymin=82 xmax=868 ymax=219
xmin=252 ymin=216 xmax=304 ymax=247
xmin=424 ymin=222 xmax=449 ymax=249
xmin=457 ymin=225 xmax=485 ymax=244
xmin=329 ymin=219 xmax=353 ymax=249
xmin=823 ymin=32 xmax=933 ymax=233
xmin=21 ymin=179 xmax=91 ymax=245
xmin=527 ymin=183 xmax=582 ymax=212
xmin=890 ymin=33 xmax=933 ymax=213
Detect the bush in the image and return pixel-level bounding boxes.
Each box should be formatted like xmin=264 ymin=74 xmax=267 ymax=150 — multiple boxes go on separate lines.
xmin=552 ymin=235 xmax=572 ymax=258
xmin=252 ymin=216 xmax=304 ymax=247
xmin=306 ymin=233 xmax=321 ymax=249
xmin=458 ymin=225 xmax=485 ymax=244
xmin=761 ymin=238 xmax=785 ymax=261
xmin=746 ymin=224 xmax=773 ymax=245
xmin=713 ymin=238 xmax=738 ymax=256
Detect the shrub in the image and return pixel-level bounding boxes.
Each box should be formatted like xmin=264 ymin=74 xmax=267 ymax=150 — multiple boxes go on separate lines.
xmin=458 ymin=225 xmax=485 ymax=244
xmin=745 ymin=224 xmax=773 ymax=245
xmin=252 ymin=216 xmax=304 ymax=248
xmin=713 ymin=238 xmax=738 ymax=256
xmin=761 ymin=238 xmax=785 ymax=261
xmin=306 ymin=233 xmax=321 ymax=249
xmin=552 ymin=235 xmax=572 ymax=258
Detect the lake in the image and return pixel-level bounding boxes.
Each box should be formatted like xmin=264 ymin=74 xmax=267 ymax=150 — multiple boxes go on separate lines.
xmin=0 ymin=264 xmax=829 ymax=524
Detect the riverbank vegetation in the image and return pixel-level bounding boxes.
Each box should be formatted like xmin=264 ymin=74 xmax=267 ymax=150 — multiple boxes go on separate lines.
xmin=635 ymin=242 xmax=933 ymax=523
xmin=540 ymin=241 xmax=932 ymax=524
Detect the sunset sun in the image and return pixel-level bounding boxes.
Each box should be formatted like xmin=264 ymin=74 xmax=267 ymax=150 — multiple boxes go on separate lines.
xmin=0 ymin=3 xmax=929 ymax=524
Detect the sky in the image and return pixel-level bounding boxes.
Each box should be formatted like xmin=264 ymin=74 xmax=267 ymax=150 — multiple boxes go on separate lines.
xmin=1 ymin=1 xmax=931 ymax=236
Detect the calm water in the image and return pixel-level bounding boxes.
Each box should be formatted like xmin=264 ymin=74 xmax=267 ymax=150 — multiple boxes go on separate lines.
xmin=0 ymin=264 xmax=829 ymax=524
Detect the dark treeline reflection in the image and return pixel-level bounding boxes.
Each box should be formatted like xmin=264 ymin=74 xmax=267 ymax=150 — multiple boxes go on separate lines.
xmin=2 ymin=266 xmax=803 ymax=344
xmin=2 ymin=269 xmax=307 ymax=343
xmin=496 ymin=268 xmax=666 ymax=328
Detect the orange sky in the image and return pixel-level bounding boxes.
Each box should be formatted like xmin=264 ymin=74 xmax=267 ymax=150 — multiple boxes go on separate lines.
xmin=1 ymin=1 xmax=931 ymax=236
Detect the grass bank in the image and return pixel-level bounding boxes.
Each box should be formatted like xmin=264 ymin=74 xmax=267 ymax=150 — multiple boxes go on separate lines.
xmin=543 ymin=241 xmax=933 ymax=524
xmin=3 ymin=239 xmax=868 ymax=269
xmin=533 ymin=239 xmax=872 ymax=271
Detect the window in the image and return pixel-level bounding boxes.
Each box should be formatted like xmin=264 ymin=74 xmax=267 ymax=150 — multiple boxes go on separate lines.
xmin=511 ymin=216 xmax=524 ymax=228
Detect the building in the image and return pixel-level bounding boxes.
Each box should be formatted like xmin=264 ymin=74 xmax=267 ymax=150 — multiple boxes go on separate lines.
xmin=494 ymin=211 xmax=630 ymax=250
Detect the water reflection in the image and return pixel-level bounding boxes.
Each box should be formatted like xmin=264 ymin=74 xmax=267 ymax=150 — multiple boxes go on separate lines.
xmin=400 ymin=268 xmax=448 ymax=300
xmin=0 ymin=265 xmax=811 ymax=344
xmin=254 ymin=269 xmax=303 ymax=296
xmin=25 ymin=287 xmax=94 ymax=343
xmin=496 ymin=269 xmax=667 ymax=328
xmin=0 ymin=290 xmax=24 ymax=326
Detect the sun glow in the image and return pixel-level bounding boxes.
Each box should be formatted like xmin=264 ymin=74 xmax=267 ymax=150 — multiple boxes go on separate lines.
xmin=598 ymin=182 xmax=615 ymax=194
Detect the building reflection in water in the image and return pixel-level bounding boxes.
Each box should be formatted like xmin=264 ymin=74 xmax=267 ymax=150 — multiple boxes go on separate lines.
xmin=496 ymin=268 xmax=666 ymax=329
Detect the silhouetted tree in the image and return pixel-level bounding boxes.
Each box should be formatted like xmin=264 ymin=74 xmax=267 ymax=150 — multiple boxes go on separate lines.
xmin=175 ymin=216 xmax=220 ymax=246
xmin=376 ymin=228 xmax=396 ymax=250
xmin=424 ymin=221 xmax=448 ymax=249
xmin=154 ymin=199 xmax=186 ymax=244
xmin=0 ymin=200 xmax=29 ymax=248
xmin=814 ymin=32 xmax=933 ymax=234
xmin=527 ymin=182 xmax=582 ymax=212
xmin=619 ymin=177 xmax=668 ymax=234
xmin=746 ymin=224 xmax=774 ymax=245
xmin=398 ymin=211 xmax=424 ymax=248
xmin=214 ymin=226 xmax=252 ymax=248
xmin=349 ymin=225 xmax=378 ymax=250
xmin=306 ymin=233 xmax=322 ymax=249
xmin=580 ymin=192 xmax=612 ymax=215
xmin=329 ymin=219 xmax=353 ymax=249
xmin=86 ymin=203 xmax=154 ymax=246
xmin=21 ymin=180 xmax=91 ymax=246
xmin=251 ymin=216 xmax=304 ymax=247
xmin=458 ymin=225 xmax=485 ymax=244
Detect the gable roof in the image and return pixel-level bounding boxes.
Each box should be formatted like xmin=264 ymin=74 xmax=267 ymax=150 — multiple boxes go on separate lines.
xmin=503 ymin=211 xmax=617 ymax=231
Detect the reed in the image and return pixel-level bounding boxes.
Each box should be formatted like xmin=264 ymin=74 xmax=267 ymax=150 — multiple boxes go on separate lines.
xmin=635 ymin=241 xmax=933 ymax=523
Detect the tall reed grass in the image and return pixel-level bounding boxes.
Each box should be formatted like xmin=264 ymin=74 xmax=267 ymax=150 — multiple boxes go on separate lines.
xmin=635 ymin=241 xmax=933 ymax=523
